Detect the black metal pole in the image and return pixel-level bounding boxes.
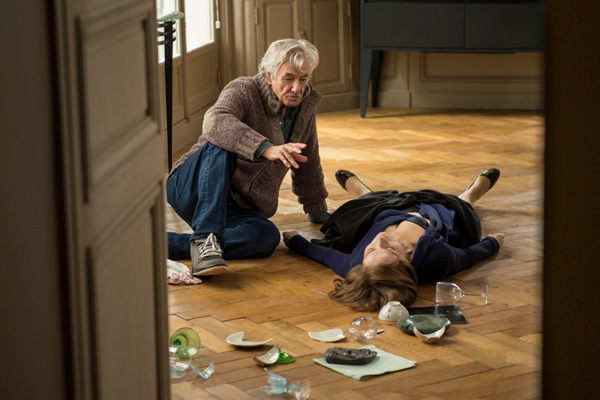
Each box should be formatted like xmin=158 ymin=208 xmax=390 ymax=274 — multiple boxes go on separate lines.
xmin=163 ymin=22 xmax=174 ymax=171
xmin=158 ymin=12 xmax=183 ymax=172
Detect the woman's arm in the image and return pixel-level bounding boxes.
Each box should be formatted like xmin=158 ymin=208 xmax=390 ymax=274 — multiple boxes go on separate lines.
xmin=283 ymin=231 xmax=355 ymax=277
xmin=447 ymin=236 xmax=501 ymax=275
xmin=413 ymin=235 xmax=501 ymax=283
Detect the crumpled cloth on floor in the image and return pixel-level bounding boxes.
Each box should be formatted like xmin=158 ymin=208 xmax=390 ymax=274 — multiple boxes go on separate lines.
xmin=313 ymin=344 xmax=416 ymax=380
xmin=167 ymin=259 xmax=202 ymax=285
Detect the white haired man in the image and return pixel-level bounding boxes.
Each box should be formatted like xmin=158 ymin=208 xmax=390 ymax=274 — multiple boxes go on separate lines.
xmin=167 ymin=39 xmax=330 ymax=276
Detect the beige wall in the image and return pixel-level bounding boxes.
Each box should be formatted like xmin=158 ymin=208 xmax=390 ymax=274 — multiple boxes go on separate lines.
xmin=376 ymin=51 xmax=544 ymax=110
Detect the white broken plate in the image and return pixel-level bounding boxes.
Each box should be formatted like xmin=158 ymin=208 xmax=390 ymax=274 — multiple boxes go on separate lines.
xmin=252 ymin=345 xmax=281 ymax=366
xmin=225 ymin=331 xmax=273 ymax=347
xmin=307 ymin=328 xmax=345 ymax=342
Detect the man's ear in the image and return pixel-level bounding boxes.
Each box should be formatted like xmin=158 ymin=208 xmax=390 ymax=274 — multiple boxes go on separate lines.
xmin=265 ymin=73 xmax=273 ymax=85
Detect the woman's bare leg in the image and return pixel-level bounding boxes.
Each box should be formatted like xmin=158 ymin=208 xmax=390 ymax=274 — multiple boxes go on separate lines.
xmin=460 ymin=173 xmax=497 ymax=205
xmin=345 ymin=176 xmax=372 ymax=198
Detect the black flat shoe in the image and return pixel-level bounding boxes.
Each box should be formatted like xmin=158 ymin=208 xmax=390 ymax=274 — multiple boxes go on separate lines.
xmin=335 ymin=169 xmax=371 ymax=192
xmin=461 ymin=168 xmax=501 ymax=197
xmin=480 ymin=168 xmax=501 ymax=189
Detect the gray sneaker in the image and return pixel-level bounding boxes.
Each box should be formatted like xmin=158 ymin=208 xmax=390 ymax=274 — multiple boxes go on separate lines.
xmin=191 ymin=233 xmax=229 ymax=276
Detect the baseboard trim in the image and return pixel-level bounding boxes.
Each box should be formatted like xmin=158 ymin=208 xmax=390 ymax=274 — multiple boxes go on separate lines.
xmin=318 ymin=91 xmax=360 ymax=113
xmin=410 ymin=91 xmax=544 ymax=110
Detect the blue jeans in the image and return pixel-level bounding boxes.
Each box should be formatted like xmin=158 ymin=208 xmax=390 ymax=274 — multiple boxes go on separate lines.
xmin=166 ymin=142 xmax=280 ymax=259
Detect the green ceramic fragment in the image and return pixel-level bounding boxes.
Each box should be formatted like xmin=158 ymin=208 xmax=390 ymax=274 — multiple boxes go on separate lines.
xmin=397 ymin=314 xmax=451 ymax=335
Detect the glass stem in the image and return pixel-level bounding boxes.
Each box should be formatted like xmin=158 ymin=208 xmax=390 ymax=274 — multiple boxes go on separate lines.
xmin=462 ymin=292 xmax=485 ymax=297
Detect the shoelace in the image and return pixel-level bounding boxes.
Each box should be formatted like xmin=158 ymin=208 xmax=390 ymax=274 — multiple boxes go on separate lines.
xmin=196 ymin=233 xmax=222 ymax=258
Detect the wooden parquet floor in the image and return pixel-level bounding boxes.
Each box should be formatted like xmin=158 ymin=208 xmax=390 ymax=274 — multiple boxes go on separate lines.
xmin=166 ymin=108 xmax=544 ymax=399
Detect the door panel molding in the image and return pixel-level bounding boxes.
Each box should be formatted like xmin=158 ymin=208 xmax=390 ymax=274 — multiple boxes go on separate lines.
xmin=87 ymin=186 xmax=165 ymax=399
xmin=305 ymin=0 xmax=350 ymax=93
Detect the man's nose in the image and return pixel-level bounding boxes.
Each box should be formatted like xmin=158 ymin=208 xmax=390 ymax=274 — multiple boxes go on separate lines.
xmin=291 ymin=80 xmax=302 ymax=92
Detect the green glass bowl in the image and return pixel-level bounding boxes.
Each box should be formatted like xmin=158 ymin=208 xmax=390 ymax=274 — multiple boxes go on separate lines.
xmin=170 ymin=327 xmax=201 ymax=358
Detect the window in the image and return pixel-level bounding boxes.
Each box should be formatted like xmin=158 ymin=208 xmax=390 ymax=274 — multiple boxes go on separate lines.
xmin=157 ymin=0 xmax=214 ymax=62
xmin=184 ymin=0 xmax=214 ymax=52
xmin=157 ymin=0 xmax=180 ymax=62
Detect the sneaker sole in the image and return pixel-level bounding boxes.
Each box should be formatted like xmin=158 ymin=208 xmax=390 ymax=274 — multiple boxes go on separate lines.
xmin=192 ymin=265 xmax=230 ymax=276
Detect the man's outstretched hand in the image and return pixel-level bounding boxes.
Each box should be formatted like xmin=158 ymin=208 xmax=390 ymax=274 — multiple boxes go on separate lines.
xmin=263 ymin=143 xmax=308 ymax=168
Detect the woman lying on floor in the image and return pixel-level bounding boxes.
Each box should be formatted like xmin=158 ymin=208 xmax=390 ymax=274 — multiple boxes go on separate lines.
xmin=283 ymin=168 xmax=504 ymax=312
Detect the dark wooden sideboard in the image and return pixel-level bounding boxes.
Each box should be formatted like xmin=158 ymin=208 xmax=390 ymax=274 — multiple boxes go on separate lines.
xmin=360 ymin=0 xmax=544 ymax=117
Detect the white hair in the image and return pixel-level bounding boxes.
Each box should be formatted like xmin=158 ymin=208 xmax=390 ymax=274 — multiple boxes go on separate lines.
xmin=258 ymin=39 xmax=319 ymax=79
